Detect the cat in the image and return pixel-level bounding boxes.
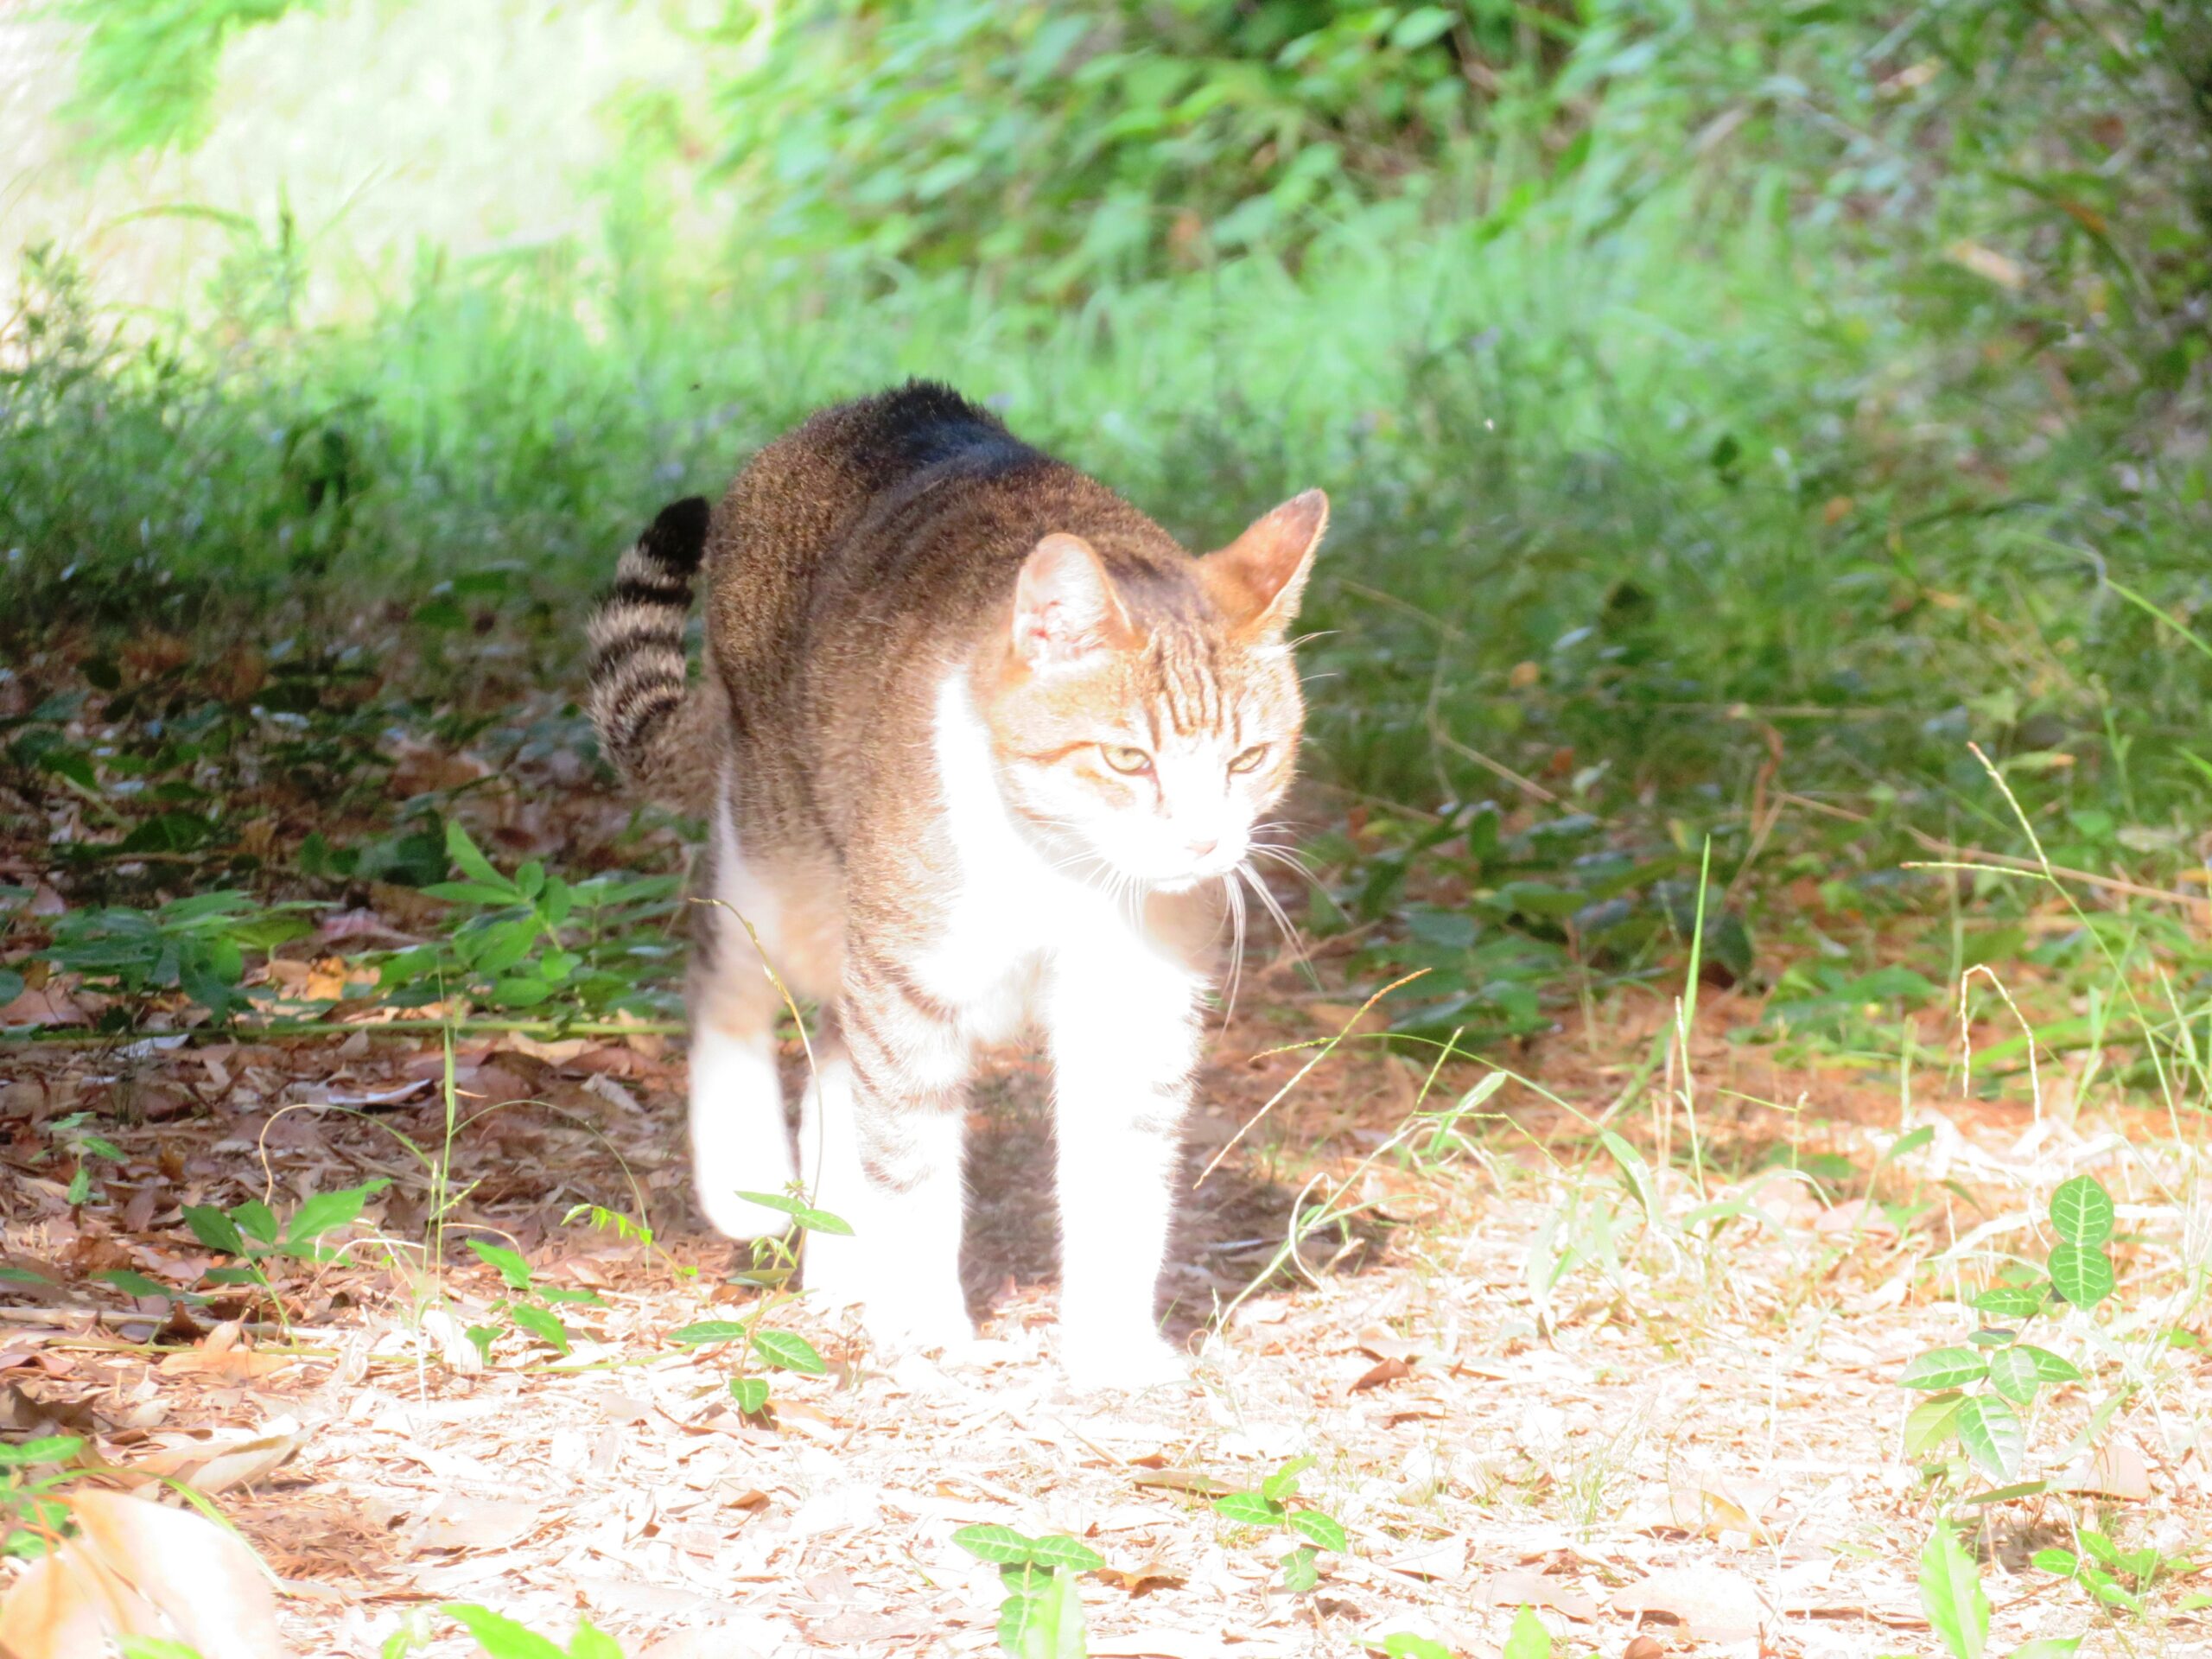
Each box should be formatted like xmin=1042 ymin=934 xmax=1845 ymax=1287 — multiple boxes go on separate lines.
xmin=586 ymin=381 xmax=1325 ymax=1389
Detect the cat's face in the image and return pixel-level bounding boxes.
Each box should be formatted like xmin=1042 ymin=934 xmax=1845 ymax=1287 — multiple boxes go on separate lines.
xmin=980 ymin=493 xmax=1326 ymax=891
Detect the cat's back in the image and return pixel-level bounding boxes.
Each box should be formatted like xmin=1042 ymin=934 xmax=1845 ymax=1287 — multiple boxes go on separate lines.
xmin=701 ymin=382 xmax=1049 ymax=696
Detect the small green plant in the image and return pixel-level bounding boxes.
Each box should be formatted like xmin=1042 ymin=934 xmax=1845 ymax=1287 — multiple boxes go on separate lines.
xmin=1210 ymin=1457 xmax=1348 ymax=1592
xmin=391 ymin=1604 xmax=624 ymax=1657
xmin=1376 ymin=1636 xmax=1452 ymax=1659
xmin=461 ymin=1239 xmax=605 ymax=1361
xmin=46 ymin=1109 xmax=124 ymax=1207
xmin=182 ymin=1178 xmax=391 ymax=1319
xmin=1900 ymin=1522 xmax=2081 ymax=1659
xmin=0 ymin=1435 xmax=86 ymax=1558
xmin=375 ymin=822 xmax=679 ymax=1017
xmin=2033 ymin=1528 xmax=2203 ymax=1619
xmin=952 ymin=1523 xmax=1101 ymax=1657
xmin=1501 ymin=1608 xmax=1552 ymax=1659
xmin=563 ymin=1202 xmax=696 ymax=1283
xmin=1898 ymin=1175 xmax=2110 ymax=1483
xmin=14 ymin=890 xmax=316 ymax=1026
xmin=668 ymin=1190 xmax=844 ymax=1414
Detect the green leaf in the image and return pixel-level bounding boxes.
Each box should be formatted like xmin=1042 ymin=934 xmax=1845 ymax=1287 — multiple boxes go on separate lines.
xmin=728 ymin=1376 xmax=771 ymax=1414
xmin=669 ymin=1320 xmax=748 ymax=1346
xmin=1599 ymin=1130 xmax=1657 ymax=1220
xmin=1904 ymin=1391 xmax=1967 ymax=1459
xmin=566 ymin=1618 xmax=625 ymax=1659
xmin=1382 ymin=1638 xmax=1452 ymax=1659
xmin=2047 ymin=1243 xmax=2114 ymax=1307
xmin=231 ymin=1200 xmax=279 ymax=1244
xmin=1501 ymin=1605 xmax=1554 ymax=1659
xmin=733 ymin=1189 xmax=855 ymax=1236
xmin=0 ymin=1435 xmax=83 ymax=1466
xmin=466 ymin=1325 xmax=499 ymax=1363
xmin=1001 ymin=1569 xmax=1088 ymax=1659
xmin=181 ymin=1203 xmax=245 ymax=1255
xmin=1260 ymin=1456 xmax=1313 ymax=1503
xmin=2030 ymin=1548 xmax=2078 ymax=1578
xmin=421 ymin=880 xmax=522 ymax=907
xmin=65 ymin=1166 xmax=89 ymax=1207
xmin=93 ymin=1268 xmax=201 ymax=1303
xmin=1279 ymin=1544 xmax=1319 ymax=1592
xmin=467 ymin=1238 xmax=536 ymax=1292
xmin=507 ymin=1304 xmax=571 ymax=1354
xmin=488 ymin=976 xmax=554 ymax=1007
xmin=752 ymin=1328 xmax=825 ymax=1374
xmin=1211 ymin=1491 xmax=1289 ymax=1527
xmin=1984 ymin=1348 xmax=2041 ymax=1406
xmin=953 ymin=1522 xmax=1036 ymax=1565
xmin=2050 ymin=1176 xmax=2113 ymax=1248
xmin=445 ymin=823 xmax=511 ymax=893
xmin=1898 ymin=1347 xmax=1988 ymax=1389
xmin=118 ymin=1640 xmax=207 ymax=1659
xmin=1023 ymin=1535 xmax=1104 ymax=1573
xmin=1959 ymin=1479 xmax=2048 ymax=1507
xmin=439 ymin=1605 xmax=568 ymax=1659
xmin=2077 ymin=1529 xmax=2120 ymax=1567
xmin=538 ymin=1287 xmax=603 ymax=1306
xmin=285 ymin=1179 xmax=388 ymax=1248
xmin=1973 ymin=1284 xmax=2047 ymax=1321
xmin=1920 ymin=1522 xmax=1989 ymax=1659
xmin=1956 ymin=1395 xmax=2024 ymax=1482
xmin=1287 ymin=1510 xmax=1348 ymax=1553
xmin=2017 ymin=1344 xmax=2082 ymax=1383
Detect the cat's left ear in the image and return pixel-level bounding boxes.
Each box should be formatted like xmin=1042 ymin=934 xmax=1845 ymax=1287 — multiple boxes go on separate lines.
xmin=1202 ymin=489 xmax=1328 ymax=638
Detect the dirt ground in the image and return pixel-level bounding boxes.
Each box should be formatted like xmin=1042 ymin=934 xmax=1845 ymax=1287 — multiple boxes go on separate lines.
xmin=3 ymin=970 xmax=2204 ymax=1659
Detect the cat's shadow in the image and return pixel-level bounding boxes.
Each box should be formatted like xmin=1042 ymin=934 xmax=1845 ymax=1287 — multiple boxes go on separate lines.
xmin=957 ymin=1066 xmax=1383 ymax=1345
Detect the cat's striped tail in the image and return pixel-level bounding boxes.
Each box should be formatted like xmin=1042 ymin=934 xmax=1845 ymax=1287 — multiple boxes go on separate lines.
xmin=586 ymin=496 xmax=711 ymax=803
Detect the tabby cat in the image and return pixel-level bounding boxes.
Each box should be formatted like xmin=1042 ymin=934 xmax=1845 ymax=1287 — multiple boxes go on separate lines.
xmin=586 ymin=383 xmax=1325 ymax=1389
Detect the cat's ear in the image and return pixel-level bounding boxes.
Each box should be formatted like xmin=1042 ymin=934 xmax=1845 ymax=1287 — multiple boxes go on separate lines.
xmin=1012 ymin=533 xmax=1135 ymax=667
xmin=1202 ymin=489 xmax=1328 ymax=637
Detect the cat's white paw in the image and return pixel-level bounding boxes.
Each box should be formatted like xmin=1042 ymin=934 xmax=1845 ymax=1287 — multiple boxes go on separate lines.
xmin=1058 ymin=1327 xmax=1191 ymax=1394
xmin=687 ymin=1026 xmax=797 ymax=1241
xmin=804 ymin=1233 xmax=974 ymax=1356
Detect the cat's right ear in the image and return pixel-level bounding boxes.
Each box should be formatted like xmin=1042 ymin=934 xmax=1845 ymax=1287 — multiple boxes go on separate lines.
xmin=1012 ymin=534 xmax=1134 ymax=668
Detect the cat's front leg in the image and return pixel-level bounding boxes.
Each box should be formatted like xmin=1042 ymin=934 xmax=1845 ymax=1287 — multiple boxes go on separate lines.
xmin=1047 ymin=941 xmax=1205 ymax=1391
xmin=799 ymin=955 xmax=976 ymax=1356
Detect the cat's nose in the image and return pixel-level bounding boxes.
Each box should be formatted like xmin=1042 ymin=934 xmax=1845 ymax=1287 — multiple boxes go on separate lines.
xmin=1187 ymin=837 xmax=1219 ymax=860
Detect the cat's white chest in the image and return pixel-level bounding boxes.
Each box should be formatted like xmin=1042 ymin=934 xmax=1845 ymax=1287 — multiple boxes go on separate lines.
xmin=919 ymin=673 xmax=1125 ymax=1035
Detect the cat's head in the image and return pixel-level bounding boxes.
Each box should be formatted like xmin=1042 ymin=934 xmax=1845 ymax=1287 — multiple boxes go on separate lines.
xmin=976 ymin=490 xmax=1327 ymax=890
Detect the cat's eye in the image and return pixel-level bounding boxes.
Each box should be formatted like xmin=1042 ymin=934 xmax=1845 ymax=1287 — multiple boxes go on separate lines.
xmin=1229 ymin=744 xmax=1270 ymax=774
xmin=1100 ymin=744 xmax=1153 ymax=774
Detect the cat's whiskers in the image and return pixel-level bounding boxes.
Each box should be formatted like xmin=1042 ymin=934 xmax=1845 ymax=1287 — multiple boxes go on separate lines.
xmin=1217 ymin=869 xmax=1249 ymax=1030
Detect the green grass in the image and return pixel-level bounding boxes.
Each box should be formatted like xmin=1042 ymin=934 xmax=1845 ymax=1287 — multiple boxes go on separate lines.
xmin=5 ymin=0 xmax=2212 ymax=1066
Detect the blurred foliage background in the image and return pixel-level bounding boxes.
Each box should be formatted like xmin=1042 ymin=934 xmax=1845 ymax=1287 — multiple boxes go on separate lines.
xmin=5 ymin=0 xmax=2212 ymax=1039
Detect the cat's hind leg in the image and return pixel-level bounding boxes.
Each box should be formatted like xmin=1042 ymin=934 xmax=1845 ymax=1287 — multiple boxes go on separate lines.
xmin=683 ymin=800 xmax=802 ymax=1241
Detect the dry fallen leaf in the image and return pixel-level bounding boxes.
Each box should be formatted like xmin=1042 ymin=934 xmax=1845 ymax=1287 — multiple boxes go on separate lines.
xmin=1096 ymin=1558 xmax=1186 ymax=1596
xmin=1611 ymin=1565 xmax=1765 ymax=1643
xmin=1350 ymin=1356 xmax=1413 ymax=1392
xmin=1090 ymin=1630 xmax=1230 ymax=1659
xmin=404 ymin=1493 xmax=544 ymax=1555
xmin=2059 ymin=1432 xmax=2152 ymax=1501
xmin=0 ymin=1489 xmax=288 ymax=1658
xmin=1376 ymin=1535 xmax=1469 ymax=1584
xmin=131 ymin=1418 xmax=306 ymax=1495
xmin=1472 ymin=1567 xmax=1600 ymax=1623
